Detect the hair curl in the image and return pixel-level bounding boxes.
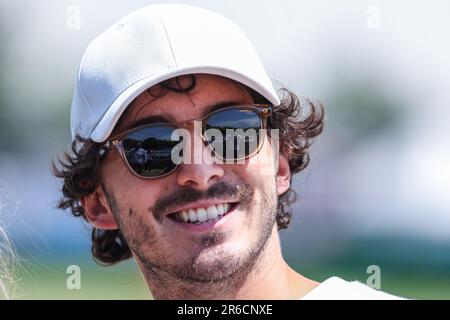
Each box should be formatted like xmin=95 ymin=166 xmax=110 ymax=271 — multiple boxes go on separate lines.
xmin=52 ymin=75 xmax=324 ymax=266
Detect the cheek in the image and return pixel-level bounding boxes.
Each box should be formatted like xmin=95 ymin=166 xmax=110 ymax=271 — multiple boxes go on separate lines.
xmin=121 ymin=180 xmax=164 ymax=209
xmin=102 ymin=151 xmax=161 ymax=199
xmin=104 ymin=163 xmax=167 ymax=221
xmin=245 ymin=138 xmax=277 ymax=177
xmin=224 ymin=148 xmax=277 ymax=198
xmin=221 ymin=138 xmax=277 ymax=188
xmin=101 ymin=151 xmax=132 ymax=184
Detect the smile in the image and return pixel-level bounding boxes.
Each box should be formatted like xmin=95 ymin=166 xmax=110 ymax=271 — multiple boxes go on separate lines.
xmin=167 ymin=202 xmax=238 ymax=225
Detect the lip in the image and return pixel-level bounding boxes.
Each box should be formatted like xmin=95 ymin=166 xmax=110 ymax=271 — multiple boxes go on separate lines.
xmin=164 ymin=199 xmax=240 ymax=217
xmin=169 ymin=202 xmax=239 ymax=232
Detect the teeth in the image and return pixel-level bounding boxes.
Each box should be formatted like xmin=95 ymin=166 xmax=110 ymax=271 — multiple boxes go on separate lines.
xmin=216 ymin=204 xmax=224 ymax=215
xmin=174 ymin=203 xmax=233 ymax=224
xmin=197 ymin=208 xmax=208 ymax=222
xmin=206 ymin=205 xmax=218 ymax=220
xmin=188 ymin=209 xmax=197 ymax=222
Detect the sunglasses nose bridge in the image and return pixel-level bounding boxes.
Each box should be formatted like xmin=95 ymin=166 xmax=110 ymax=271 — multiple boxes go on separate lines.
xmin=178 ymin=118 xmax=206 ymax=140
xmin=176 ymin=119 xmax=212 ymax=164
xmin=179 ymin=117 xmax=203 ymax=127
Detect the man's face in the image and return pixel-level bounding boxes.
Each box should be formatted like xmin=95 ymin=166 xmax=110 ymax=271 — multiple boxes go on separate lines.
xmin=98 ymin=74 xmax=285 ymax=282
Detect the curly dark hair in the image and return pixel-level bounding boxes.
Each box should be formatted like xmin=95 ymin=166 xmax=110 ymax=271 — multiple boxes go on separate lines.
xmin=52 ymin=75 xmax=324 ymax=266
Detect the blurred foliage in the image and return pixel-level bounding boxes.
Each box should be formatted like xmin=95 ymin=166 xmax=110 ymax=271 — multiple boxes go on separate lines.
xmin=326 ymin=77 xmax=404 ymax=143
xmin=0 ymin=32 xmax=25 ymax=152
xmin=288 ymin=236 xmax=450 ymax=299
xmin=15 ymin=256 xmax=150 ymax=299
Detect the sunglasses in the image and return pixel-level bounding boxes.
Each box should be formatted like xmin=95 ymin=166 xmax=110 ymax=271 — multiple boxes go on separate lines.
xmin=100 ymin=104 xmax=272 ymax=179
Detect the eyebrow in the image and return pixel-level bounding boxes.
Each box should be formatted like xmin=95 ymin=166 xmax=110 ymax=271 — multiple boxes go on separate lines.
xmin=121 ymin=100 xmax=240 ymax=132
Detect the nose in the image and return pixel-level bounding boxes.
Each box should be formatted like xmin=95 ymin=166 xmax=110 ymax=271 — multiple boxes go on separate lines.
xmin=175 ymin=123 xmax=224 ymax=190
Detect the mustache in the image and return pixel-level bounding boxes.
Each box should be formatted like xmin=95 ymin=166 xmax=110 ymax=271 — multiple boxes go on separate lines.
xmin=150 ymin=181 xmax=254 ymax=223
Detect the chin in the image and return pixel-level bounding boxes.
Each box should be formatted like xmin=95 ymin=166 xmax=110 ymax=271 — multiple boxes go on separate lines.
xmin=179 ymin=239 xmax=253 ymax=281
xmin=187 ymin=252 xmax=247 ymax=282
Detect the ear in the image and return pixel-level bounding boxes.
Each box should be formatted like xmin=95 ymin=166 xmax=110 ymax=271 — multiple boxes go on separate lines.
xmin=276 ymin=153 xmax=291 ymax=196
xmin=79 ymin=184 xmax=118 ymax=230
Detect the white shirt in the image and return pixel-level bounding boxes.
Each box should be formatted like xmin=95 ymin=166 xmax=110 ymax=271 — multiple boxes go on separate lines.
xmin=301 ymin=277 xmax=405 ymax=300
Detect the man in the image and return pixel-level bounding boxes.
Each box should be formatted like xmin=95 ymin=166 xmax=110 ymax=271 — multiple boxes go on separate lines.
xmin=53 ymin=4 xmax=401 ymax=299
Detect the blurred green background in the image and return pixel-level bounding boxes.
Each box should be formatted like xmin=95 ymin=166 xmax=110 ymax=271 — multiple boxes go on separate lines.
xmin=1 ymin=0 xmax=450 ymax=299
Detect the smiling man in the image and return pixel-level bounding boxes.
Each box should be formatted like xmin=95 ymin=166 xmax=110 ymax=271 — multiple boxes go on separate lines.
xmin=53 ymin=4 xmax=401 ymax=299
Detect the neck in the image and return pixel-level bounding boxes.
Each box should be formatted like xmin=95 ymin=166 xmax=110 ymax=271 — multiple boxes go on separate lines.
xmin=136 ymin=225 xmax=319 ymax=300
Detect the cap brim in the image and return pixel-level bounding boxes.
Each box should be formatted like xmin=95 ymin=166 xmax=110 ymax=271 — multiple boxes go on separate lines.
xmin=90 ymin=66 xmax=280 ymax=142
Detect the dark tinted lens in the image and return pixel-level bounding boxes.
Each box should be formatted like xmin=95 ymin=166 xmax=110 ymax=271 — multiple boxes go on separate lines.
xmin=204 ymin=108 xmax=262 ymax=160
xmin=121 ymin=125 xmax=179 ymax=177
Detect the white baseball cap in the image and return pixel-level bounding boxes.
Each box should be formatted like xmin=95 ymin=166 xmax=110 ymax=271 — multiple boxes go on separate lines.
xmin=71 ymin=4 xmax=280 ymax=142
